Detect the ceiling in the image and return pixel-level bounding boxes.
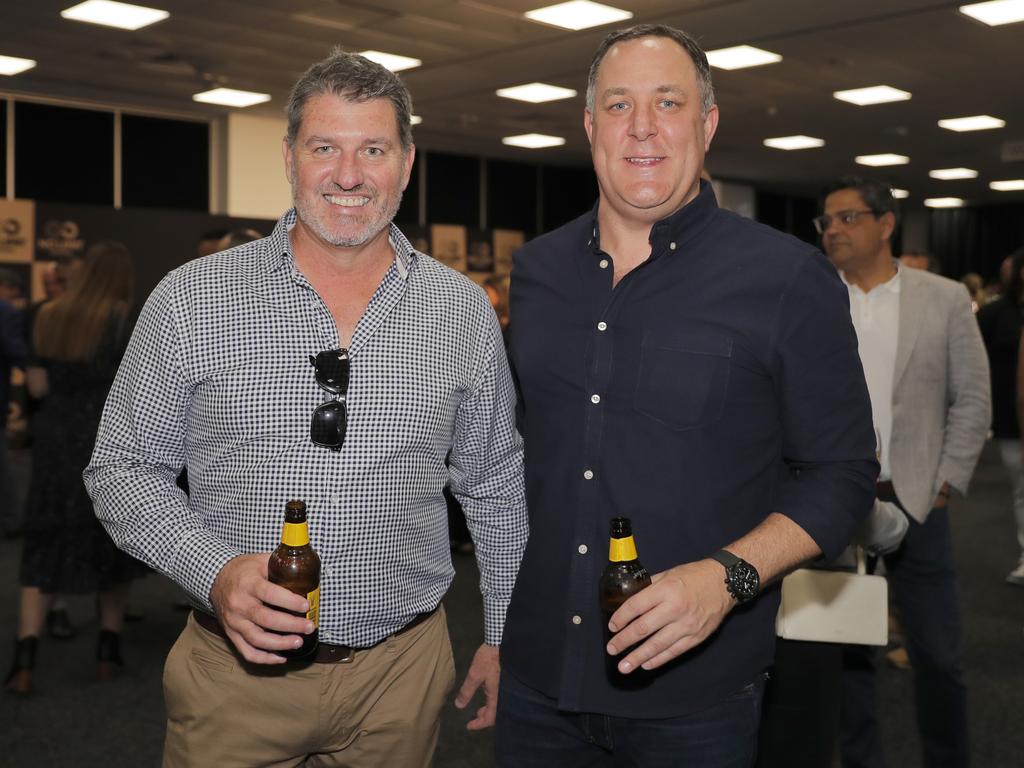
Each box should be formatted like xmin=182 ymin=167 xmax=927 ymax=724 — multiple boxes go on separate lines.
xmin=2 ymin=0 xmax=1024 ymax=207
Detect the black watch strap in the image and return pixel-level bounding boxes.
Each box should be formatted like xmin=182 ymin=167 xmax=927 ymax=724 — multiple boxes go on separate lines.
xmin=710 ymin=549 xmax=760 ymax=604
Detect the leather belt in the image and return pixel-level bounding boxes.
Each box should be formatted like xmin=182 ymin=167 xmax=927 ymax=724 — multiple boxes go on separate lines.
xmin=192 ymin=606 xmax=436 ymax=664
xmin=876 ymin=480 xmax=905 ymax=511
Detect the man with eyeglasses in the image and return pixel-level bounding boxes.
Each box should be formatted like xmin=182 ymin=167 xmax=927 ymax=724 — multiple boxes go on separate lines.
xmin=85 ymin=50 xmax=527 ymax=767
xmin=818 ymin=177 xmax=989 ymax=768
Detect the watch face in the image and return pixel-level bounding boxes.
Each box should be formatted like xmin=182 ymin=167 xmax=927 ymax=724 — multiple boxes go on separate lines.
xmin=730 ymin=562 xmax=760 ymax=601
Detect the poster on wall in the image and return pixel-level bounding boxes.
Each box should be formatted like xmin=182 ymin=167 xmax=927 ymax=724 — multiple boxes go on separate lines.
xmin=0 ymin=199 xmax=36 ymax=264
xmin=466 ymin=229 xmax=494 ymax=273
xmin=431 ymin=224 xmax=467 ymax=272
xmin=492 ymin=229 xmax=525 ymax=275
xmin=35 ymin=214 xmax=87 ymax=262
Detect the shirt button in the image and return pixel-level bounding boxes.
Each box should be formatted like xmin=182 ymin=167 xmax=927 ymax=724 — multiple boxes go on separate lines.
xmin=591 ymin=394 xmax=601 ymax=404
xmin=583 ymin=469 xmax=594 ymax=480
xmin=578 ymin=544 xmax=588 ymax=554
xmin=669 ymin=241 xmax=677 ymax=250
xmin=597 ymin=321 xmax=607 ymax=331
xmin=572 ymin=615 xmax=582 ymax=625
xmin=599 ymin=259 xmax=609 ymax=269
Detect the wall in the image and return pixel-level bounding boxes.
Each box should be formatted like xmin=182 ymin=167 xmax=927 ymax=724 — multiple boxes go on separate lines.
xmin=226 ymin=113 xmax=292 ymax=219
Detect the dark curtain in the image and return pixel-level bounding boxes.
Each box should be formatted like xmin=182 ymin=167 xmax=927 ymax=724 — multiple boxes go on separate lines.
xmin=929 ymin=204 xmax=1024 ymax=281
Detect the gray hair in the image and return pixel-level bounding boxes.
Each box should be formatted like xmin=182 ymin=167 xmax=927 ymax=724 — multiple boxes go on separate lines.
xmin=586 ymin=24 xmax=715 ymax=117
xmin=285 ymin=48 xmax=414 ymax=152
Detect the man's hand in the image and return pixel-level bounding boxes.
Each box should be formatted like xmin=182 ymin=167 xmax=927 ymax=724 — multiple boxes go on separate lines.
xmin=607 ymin=559 xmax=733 ymax=674
xmin=209 ymin=553 xmax=314 ymax=664
xmin=933 ymin=482 xmax=952 ymax=509
xmin=454 ymin=643 xmax=500 ymax=730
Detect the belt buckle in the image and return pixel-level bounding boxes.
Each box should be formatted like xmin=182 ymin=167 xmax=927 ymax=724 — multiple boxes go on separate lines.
xmin=323 ymin=644 xmax=355 ymax=663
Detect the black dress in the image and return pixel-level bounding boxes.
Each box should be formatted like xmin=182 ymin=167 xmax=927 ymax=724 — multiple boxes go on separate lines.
xmin=19 ymin=308 xmax=145 ymax=593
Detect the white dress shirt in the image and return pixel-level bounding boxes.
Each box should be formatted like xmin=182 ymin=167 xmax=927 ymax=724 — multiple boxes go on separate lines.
xmin=842 ymin=265 xmax=900 ymax=480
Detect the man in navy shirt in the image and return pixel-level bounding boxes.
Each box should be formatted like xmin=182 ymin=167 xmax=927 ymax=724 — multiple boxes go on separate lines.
xmin=496 ymin=24 xmax=877 ymax=766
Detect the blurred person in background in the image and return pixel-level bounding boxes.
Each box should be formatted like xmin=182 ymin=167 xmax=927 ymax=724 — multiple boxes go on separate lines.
xmin=0 ymin=269 xmax=27 ymax=539
xmin=818 ymin=177 xmax=989 ymax=768
xmin=4 ymin=241 xmax=143 ymax=695
xmin=978 ymin=247 xmax=1024 ymax=585
xmin=899 ymin=250 xmax=939 ymax=274
xmin=960 ymin=273 xmax=985 ymax=313
xmin=217 ymin=228 xmax=264 ymax=251
xmin=483 ymin=273 xmax=510 ymax=335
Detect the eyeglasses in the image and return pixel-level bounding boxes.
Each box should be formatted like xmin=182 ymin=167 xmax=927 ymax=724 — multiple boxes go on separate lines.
xmin=309 ymin=348 xmax=350 ymax=451
xmin=812 ymin=209 xmax=879 ymax=235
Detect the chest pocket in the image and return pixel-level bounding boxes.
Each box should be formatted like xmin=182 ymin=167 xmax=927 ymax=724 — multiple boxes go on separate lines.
xmin=633 ymin=331 xmax=732 ymax=431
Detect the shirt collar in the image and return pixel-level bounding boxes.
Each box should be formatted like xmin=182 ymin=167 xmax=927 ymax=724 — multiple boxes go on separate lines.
xmin=841 ymin=260 xmax=902 ymax=296
xmin=258 ymin=208 xmax=418 ymax=279
xmin=588 ymin=178 xmax=719 ymax=255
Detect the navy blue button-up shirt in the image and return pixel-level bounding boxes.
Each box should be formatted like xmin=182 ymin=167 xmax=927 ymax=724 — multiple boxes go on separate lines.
xmin=503 ymin=182 xmax=877 ymax=718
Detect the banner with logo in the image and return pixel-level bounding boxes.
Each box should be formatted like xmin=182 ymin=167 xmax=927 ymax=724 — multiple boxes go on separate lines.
xmin=0 ymin=199 xmax=35 ymax=264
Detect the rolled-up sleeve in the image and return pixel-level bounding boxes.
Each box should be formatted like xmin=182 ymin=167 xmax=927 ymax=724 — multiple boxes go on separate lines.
xmin=771 ymin=253 xmax=879 ymax=560
xmin=448 ymin=313 xmax=529 ymax=646
xmin=83 ymin=272 xmax=239 ymax=611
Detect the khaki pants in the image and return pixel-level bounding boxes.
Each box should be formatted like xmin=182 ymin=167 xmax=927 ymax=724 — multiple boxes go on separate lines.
xmin=162 ymin=607 xmax=455 ymax=768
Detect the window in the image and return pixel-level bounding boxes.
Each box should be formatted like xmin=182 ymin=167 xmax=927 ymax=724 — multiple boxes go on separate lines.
xmin=488 ymin=160 xmax=537 ymax=235
xmin=122 ymin=114 xmax=208 ymax=210
xmin=426 ymin=152 xmax=480 ymax=226
xmin=15 ymin=102 xmax=114 ymax=205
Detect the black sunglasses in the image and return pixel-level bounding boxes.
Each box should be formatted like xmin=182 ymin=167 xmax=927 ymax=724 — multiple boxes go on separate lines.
xmin=309 ymin=348 xmax=350 ymax=451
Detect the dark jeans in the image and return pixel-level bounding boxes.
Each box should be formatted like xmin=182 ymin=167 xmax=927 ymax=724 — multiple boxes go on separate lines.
xmin=841 ymin=506 xmax=969 ymax=768
xmin=756 ymin=638 xmax=842 ymax=768
xmin=495 ymin=669 xmax=765 ymax=767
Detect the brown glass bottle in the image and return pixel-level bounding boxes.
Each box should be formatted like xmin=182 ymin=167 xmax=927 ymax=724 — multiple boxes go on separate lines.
xmin=598 ymin=517 xmax=653 ymax=688
xmin=267 ymin=500 xmax=321 ymax=660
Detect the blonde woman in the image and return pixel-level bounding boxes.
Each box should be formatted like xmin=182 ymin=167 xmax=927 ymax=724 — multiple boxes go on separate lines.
xmin=5 ymin=241 xmax=141 ymax=694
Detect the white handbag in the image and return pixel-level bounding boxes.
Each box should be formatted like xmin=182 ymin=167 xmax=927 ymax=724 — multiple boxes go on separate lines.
xmin=775 ymin=547 xmax=888 ymax=646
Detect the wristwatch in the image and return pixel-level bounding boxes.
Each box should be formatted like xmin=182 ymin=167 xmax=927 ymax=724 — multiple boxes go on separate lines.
xmin=710 ymin=550 xmax=760 ymax=604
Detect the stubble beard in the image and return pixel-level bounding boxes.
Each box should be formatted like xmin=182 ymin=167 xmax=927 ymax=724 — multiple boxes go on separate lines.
xmin=292 ymin=179 xmax=404 ymax=248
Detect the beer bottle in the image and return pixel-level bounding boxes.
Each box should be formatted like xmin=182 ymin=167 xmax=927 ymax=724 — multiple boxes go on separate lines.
xmin=268 ymin=500 xmax=321 ymax=660
xmin=599 ymin=517 xmax=653 ymax=687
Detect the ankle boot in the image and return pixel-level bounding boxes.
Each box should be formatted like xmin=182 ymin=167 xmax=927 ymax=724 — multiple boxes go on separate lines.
xmin=96 ymin=630 xmax=123 ymax=682
xmin=4 ymin=636 xmax=38 ymax=695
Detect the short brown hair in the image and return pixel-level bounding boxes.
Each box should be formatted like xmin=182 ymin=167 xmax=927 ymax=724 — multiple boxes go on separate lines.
xmin=586 ymin=24 xmax=715 ymax=116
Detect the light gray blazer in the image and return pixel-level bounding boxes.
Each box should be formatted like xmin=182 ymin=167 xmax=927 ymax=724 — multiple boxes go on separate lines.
xmin=888 ymin=266 xmax=991 ymax=523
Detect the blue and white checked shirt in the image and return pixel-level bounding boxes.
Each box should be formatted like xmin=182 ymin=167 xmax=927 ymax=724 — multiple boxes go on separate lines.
xmin=85 ymin=210 xmax=528 ymax=647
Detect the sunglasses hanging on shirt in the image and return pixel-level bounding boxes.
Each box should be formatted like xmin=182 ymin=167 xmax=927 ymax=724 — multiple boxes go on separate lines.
xmin=309 ymin=348 xmax=349 ymax=451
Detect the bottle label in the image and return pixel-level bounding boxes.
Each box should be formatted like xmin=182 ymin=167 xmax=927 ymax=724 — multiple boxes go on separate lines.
xmin=609 ymin=536 xmax=639 ymax=562
xmin=306 ymin=587 xmax=320 ymax=626
xmin=281 ymin=522 xmax=309 ymax=547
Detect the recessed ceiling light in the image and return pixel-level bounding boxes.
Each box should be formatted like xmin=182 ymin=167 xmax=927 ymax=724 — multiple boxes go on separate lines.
xmin=960 ymin=0 xmax=1024 ymax=26
xmin=855 ymin=153 xmax=910 ymax=167
xmin=892 ymin=188 xmax=910 ymax=199
xmin=990 ymin=179 xmax=1024 ymax=191
xmin=0 ymin=55 xmax=36 ymax=76
xmin=524 ymin=1 xmax=633 ymax=31
xmin=924 ymin=197 xmax=966 ymax=208
xmin=496 ymin=82 xmax=577 ymax=103
xmin=705 ymin=45 xmax=782 ymax=70
xmin=410 ymin=115 xmax=422 ymax=125
xmin=938 ymin=115 xmax=1006 ymax=131
xmin=358 ymin=51 xmax=421 ymax=72
xmin=929 ymin=167 xmax=979 ymax=180
xmin=834 ymin=85 xmax=912 ymax=106
xmin=192 ymin=88 xmax=271 ymax=108
xmin=763 ymin=135 xmax=825 ymax=151
xmin=60 ymin=1 xmax=168 ymax=30
xmin=502 ymin=133 xmax=566 ymax=149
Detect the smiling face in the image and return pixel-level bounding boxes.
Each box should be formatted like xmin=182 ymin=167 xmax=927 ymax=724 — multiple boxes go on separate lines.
xmin=585 ymin=36 xmax=718 ymax=228
xmin=284 ymin=93 xmax=414 ymax=251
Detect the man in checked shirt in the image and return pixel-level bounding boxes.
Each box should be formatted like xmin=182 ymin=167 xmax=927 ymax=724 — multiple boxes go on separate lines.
xmin=84 ymin=50 xmax=527 ymax=767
